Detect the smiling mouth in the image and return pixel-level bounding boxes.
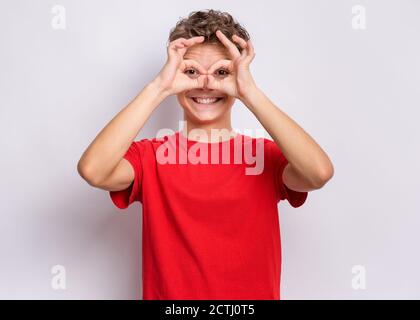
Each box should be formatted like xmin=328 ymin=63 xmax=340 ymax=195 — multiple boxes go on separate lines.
xmin=191 ymin=97 xmax=224 ymax=105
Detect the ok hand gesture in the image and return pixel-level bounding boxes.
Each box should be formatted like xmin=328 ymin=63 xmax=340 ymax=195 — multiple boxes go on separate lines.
xmin=154 ymin=36 xmax=209 ymax=96
xmin=206 ymin=30 xmax=258 ymax=103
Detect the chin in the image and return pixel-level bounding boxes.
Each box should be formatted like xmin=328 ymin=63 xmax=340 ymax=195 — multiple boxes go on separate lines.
xmin=177 ymin=91 xmax=235 ymax=124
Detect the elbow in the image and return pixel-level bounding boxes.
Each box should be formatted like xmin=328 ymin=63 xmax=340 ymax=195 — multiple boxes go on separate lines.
xmin=77 ymin=159 xmax=103 ymax=187
xmin=310 ymin=161 xmax=334 ymax=189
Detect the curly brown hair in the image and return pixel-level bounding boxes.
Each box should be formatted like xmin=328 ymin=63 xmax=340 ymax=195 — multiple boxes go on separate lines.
xmin=168 ymin=9 xmax=250 ymax=52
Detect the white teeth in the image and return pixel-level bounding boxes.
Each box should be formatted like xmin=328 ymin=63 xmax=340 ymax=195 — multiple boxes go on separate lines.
xmin=193 ymin=97 xmax=219 ymax=104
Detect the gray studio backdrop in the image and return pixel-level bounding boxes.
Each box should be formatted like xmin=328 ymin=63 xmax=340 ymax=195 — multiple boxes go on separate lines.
xmin=1 ymin=0 xmax=419 ymax=299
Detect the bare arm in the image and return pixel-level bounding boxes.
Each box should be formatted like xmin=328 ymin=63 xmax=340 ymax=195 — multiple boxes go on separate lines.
xmin=244 ymin=88 xmax=334 ymax=191
xmin=77 ymin=36 xmax=207 ymax=191
xmin=77 ymin=82 xmax=166 ymax=190
xmin=208 ymin=30 xmax=334 ymax=192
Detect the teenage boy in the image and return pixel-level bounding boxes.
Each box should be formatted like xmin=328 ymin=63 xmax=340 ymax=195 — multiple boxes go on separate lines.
xmin=78 ymin=10 xmax=334 ymax=300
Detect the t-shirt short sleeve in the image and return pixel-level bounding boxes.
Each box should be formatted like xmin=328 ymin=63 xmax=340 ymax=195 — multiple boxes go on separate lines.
xmin=268 ymin=140 xmax=308 ymax=208
xmin=109 ymin=141 xmax=143 ymax=209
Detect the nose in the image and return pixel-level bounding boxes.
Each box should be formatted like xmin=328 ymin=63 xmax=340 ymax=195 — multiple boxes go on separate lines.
xmin=202 ymin=75 xmax=209 ymax=89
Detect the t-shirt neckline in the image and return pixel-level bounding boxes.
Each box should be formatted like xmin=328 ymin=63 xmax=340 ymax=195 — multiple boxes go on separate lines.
xmin=176 ymin=130 xmax=241 ymax=145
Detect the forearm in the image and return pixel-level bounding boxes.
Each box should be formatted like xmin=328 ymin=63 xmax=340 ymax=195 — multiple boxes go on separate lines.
xmin=78 ymin=80 xmax=167 ymax=184
xmin=243 ymin=87 xmax=334 ymax=188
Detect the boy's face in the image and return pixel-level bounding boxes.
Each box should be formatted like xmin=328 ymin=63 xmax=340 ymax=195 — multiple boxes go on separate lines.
xmin=177 ymin=43 xmax=235 ymax=124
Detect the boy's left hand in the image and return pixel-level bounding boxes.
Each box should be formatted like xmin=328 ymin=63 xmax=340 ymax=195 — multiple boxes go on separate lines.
xmin=206 ymin=30 xmax=258 ymax=104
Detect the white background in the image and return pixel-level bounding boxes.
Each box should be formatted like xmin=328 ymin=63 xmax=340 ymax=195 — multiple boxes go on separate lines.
xmin=1 ymin=0 xmax=419 ymax=299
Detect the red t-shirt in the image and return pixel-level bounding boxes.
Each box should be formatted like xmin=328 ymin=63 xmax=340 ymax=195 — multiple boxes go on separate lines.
xmin=109 ymin=131 xmax=307 ymax=300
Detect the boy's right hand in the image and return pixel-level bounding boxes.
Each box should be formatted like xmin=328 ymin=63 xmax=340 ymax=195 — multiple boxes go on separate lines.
xmin=153 ymin=36 xmax=207 ymax=96
xmin=78 ymin=36 xmax=209 ymax=193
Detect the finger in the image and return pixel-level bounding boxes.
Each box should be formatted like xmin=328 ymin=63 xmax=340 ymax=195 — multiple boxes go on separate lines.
xmin=232 ymin=34 xmax=248 ymax=50
xmin=183 ymin=36 xmax=205 ymax=47
xmin=207 ymin=59 xmax=233 ymax=74
xmin=168 ymin=36 xmax=205 ymax=61
xmin=167 ymin=38 xmax=187 ymax=58
xmin=172 ymin=43 xmax=185 ymax=50
xmin=168 ymin=36 xmax=204 ymax=52
xmin=243 ymin=39 xmax=256 ymax=64
xmin=172 ymin=36 xmax=204 ymax=52
xmin=168 ymin=37 xmax=187 ymax=49
xmin=215 ymin=30 xmax=241 ymax=59
xmin=231 ymin=34 xmax=250 ymax=60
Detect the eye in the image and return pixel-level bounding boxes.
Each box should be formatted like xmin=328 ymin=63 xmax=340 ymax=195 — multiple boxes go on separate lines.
xmin=215 ymin=68 xmax=230 ymax=78
xmin=184 ymin=68 xmax=200 ymax=78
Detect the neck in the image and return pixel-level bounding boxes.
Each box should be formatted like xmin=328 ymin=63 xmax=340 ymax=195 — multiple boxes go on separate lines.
xmin=181 ymin=113 xmax=235 ymax=143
